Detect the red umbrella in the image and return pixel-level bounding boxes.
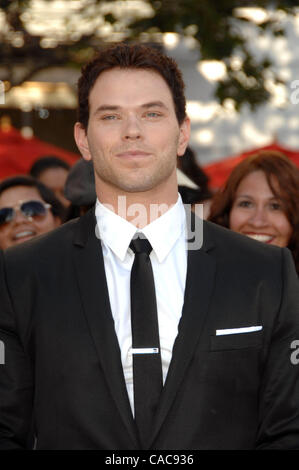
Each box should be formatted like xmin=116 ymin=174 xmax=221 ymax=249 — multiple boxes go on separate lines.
xmin=203 ymin=141 xmax=299 ymax=189
xmin=0 ymin=126 xmax=80 ymax=180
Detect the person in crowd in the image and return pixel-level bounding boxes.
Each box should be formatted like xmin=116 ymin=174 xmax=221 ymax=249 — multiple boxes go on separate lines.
xmin=178 ymin=146 xmax=213 ymax=218
xmin=0 ymin=175 xmax=64 ymax=250
xmin=177 ymin=146 xmax=213 ymax=201
xmin=63 ymin=158 xmax=96 ymax=221
xmin=30 ymin=155 xmax=71 ymax=208
xmin=0 ymin=43 xmax=299 ymax=451
xmin=208 ymin=150 xmax=299 ymax=274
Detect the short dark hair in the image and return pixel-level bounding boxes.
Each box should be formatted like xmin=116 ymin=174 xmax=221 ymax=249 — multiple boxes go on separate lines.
xmin=30 ymin=156 xmax=70 ymax=179
xmin=77 ymin=42 xmax=187 ymax=130
xmin=0 ymin=175 xmax=65 ymax=220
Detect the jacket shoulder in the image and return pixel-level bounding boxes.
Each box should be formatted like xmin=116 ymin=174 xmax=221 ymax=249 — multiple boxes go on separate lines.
xmin=203 ymin=219 xmax=285 ymax=266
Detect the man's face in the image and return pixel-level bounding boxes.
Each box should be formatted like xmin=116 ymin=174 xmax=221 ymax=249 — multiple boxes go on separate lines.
xmin=74 ymin=68 xmax=190 ymax=197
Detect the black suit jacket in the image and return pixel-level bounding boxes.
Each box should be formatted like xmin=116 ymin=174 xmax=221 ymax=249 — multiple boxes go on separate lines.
xmin=0 ymin=208 xmax=299 ymax=450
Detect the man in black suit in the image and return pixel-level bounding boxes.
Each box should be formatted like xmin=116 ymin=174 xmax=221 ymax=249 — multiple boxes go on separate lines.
xmin=0 ymin=43 xmax=299 ymax=450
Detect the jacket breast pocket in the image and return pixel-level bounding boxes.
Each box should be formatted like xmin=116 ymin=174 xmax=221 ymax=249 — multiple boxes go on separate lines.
xmin=210 ymin=330 xmax=263 ymax=351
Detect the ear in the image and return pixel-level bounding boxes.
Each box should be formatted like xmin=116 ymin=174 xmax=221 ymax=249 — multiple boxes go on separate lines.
xmin=177 ymin=116 xmax=191 ymax=157
xmin=74 ymin=122 xmax=92 ymax=161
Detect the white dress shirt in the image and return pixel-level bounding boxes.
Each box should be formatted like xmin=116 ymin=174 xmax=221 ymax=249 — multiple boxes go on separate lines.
xmin=95 ymin=195 xmax=187 ymax=414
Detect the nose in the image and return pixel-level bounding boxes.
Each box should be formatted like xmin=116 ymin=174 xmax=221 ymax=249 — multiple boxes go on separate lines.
xmin=13 ymin=208 xmax=32 ymax=224
xmin=122 ymin=114 xmax=142 ymax=140
xmin=248 ymin=206 xmax=269 ymax=227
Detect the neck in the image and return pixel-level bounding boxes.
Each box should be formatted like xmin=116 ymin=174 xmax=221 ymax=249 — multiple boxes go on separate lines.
xmin=96 ymin=180 xmax=179 ymax=229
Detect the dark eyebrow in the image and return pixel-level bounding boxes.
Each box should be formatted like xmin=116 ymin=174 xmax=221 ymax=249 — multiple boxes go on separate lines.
xmin=93 ymin=101 xmax=168 ymax=116
xmin=140 ymin=101 xmax=168 ymax=110
xmin=235 ymin=194 xmax=254 ymax=199
xmin=93 ymin=105 xmax=121 ymax=116
xmin=235 ymin=194 xmax=281 ymax=201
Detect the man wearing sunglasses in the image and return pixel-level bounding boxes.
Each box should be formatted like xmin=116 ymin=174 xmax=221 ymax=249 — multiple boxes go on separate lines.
xmin=0 ymin=176 xmax=64 ymax=250
xmin=0 ymin=43 xmax=299 ymax=451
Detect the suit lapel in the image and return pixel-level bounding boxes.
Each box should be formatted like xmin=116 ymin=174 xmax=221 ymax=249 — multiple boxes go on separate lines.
xmin=72 ymin=209 xmax=217 ymax=449
xmin=72 ymin=209 xmax=139 ymax=447
xmin=148 ymin=219 xmax=217 ymax=448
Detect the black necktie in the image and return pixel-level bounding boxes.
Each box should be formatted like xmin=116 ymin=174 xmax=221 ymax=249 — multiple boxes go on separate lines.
xmin=129 ymin=236 xmax=163 ymax=447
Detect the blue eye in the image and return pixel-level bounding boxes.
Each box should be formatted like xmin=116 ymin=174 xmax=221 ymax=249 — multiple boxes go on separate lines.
xmin=145 ymin=111 xmax=162 ymax=119
xmin=102 ymin=115 xmax=117 ymax=120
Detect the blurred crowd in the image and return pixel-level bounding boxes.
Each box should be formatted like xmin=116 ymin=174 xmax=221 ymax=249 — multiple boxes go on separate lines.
xmin=1 ymin=146 xmax=299 ymax=275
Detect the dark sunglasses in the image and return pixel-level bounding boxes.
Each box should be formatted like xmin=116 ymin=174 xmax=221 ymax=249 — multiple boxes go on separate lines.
xmin=0 ymin=200 xmax=51 ymax=226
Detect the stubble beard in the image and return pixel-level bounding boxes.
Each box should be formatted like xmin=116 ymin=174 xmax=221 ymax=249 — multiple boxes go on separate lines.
xmin=93 ymin=149 xmax=178 ymax=194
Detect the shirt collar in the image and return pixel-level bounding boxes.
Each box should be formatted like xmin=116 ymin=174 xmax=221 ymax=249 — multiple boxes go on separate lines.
xmin=95 ymin=194 xmax=186 ymax=263
xmin=95 ymin=200 xmax=136 ymax=262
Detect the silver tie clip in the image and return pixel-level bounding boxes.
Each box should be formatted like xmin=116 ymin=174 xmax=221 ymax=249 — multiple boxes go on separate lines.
xmin=131 ymin=348 xmax=159 ymax=354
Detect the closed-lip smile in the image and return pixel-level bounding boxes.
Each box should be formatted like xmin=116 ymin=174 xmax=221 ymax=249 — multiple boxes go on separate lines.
xmin=116 ymin=150 xmax=151 ymax=158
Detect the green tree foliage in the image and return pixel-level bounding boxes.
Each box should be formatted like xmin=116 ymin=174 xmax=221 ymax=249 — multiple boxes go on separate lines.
xmin=126 ymin=0 xmax=298 ymax=110
xmin=0 ymin=0 xmax=298 ymax=110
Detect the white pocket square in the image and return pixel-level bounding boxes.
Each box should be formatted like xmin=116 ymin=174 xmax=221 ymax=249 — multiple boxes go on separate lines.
xmin=216 ymin=326 xmax=263 ymax=336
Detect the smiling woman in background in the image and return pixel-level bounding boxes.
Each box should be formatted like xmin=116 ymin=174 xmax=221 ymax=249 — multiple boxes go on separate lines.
xmin=0 ymin=175 xmax=65 ymax=250
xmin=208 ymin=151 xmax=299 ymax=274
